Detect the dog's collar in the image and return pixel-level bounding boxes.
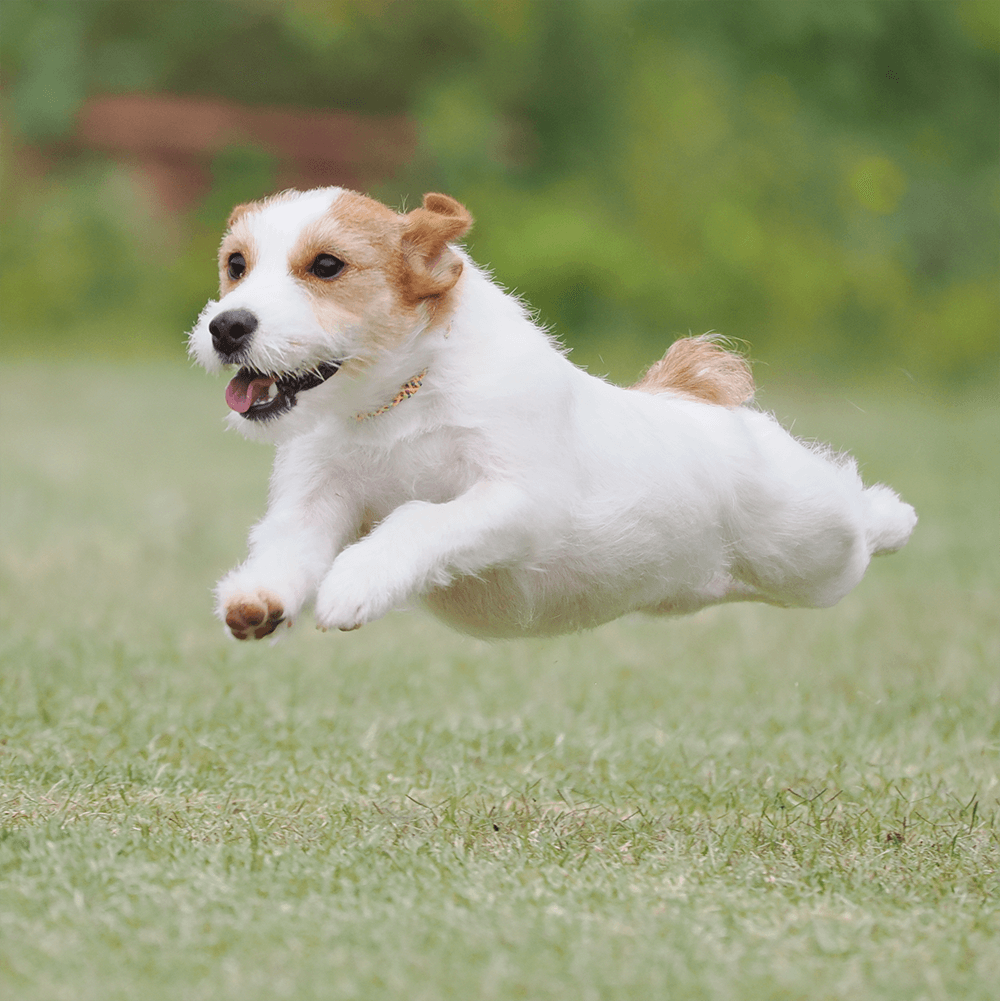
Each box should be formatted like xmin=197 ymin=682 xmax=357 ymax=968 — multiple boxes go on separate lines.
xmin=355 ymin=369 xmax=428 ymax=422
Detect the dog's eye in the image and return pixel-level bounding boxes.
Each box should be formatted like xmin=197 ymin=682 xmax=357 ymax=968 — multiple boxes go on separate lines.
xmin=309 ymin=254 xmax=346 ymax=280
xmin=227 ymin=253 xmax=247 ymax=280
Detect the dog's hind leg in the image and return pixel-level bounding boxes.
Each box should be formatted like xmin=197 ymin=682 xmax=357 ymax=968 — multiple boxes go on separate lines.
xmin=726 ymin=421 xmax=915 ymax=609
xmin=862 ymin=483 xmax=918 ymax=556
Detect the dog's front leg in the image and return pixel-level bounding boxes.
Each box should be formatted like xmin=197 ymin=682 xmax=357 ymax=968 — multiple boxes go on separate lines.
xmin=216 ymin=493 xmax=356 ymax=640
xmin=315 ymin=481 xmax=532 ymax=632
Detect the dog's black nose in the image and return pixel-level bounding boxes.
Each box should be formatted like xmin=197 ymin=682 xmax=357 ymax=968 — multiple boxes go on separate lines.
xmin=209 ymin=308 xmax=258 ymax=358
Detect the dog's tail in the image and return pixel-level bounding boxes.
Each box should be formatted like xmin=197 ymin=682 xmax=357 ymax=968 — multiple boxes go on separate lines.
xmin=631 ymin=334 xmax=754 ymax=407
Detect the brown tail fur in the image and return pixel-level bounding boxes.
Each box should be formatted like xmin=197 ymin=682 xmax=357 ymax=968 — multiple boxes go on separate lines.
xmin=630 ymin=334 xmax=754 ymax=406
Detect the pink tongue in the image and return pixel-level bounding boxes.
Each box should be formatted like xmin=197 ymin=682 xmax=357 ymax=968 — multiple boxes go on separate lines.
xmin=225 ymin=373 xmax=277 ymax=413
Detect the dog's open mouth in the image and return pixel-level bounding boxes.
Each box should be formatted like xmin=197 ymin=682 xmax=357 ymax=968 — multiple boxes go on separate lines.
xmin=224 ymin=361 xmax=342 ymax=421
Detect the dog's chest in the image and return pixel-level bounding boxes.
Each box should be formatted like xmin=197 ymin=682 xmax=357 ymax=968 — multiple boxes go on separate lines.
xmin=324 ymin=425 xmax=479 ymax=518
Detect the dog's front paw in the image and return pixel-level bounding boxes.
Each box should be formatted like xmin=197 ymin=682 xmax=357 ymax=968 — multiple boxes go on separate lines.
xmin=222 ymin=590 xmax=287 ymax=640
xmin=314 ymin=587 xmax=375 ymax=633
xmin=314 ymin=552 xmax=401 ymax=633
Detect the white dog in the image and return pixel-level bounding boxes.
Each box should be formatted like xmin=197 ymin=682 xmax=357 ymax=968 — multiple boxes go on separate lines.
xmin=188 ymin=188 xmax=916 ymax=641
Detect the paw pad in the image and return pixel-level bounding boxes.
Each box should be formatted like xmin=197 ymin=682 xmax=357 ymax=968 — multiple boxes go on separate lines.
xmin=225 ymin=594 xmax=285 ymax=640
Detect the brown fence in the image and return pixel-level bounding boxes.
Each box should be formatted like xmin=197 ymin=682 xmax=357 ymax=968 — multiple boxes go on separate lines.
xmin=71 ymin=93 xmax=416 ymax=211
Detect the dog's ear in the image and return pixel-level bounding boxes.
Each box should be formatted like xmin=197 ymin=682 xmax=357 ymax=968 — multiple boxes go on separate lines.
xmin=398 ymin=194 xmax=473 ymax=301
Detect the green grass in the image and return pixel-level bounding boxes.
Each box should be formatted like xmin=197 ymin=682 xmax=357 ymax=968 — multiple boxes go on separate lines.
xmin=1 ymin=359 xmax=997 ymax=1000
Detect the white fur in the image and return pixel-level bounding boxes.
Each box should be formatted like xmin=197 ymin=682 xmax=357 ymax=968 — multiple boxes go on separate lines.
xmin=188 ymin=188 xmax=916 ymax=639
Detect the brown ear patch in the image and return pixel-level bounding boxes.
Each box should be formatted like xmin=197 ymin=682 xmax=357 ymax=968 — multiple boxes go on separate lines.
xmin=396 ymin=193 xmax=473 ymax=303
xmin=631 ymin=334 xmax=754 ymax=406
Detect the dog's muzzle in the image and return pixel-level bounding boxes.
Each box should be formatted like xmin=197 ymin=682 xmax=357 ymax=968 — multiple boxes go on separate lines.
xmin=209 ymin=308 xmax=342 ymax=422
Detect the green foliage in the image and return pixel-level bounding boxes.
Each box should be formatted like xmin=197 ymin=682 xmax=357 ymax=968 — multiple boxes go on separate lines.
xmin=1 ymin=361 xmax=998 ymax=998
xmin=1 ymin=0 xmax=997 ymax=382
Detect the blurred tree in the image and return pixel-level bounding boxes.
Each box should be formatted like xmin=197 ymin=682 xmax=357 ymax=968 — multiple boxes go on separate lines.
xmin=0 ymin=0 xmax=996 ymax=383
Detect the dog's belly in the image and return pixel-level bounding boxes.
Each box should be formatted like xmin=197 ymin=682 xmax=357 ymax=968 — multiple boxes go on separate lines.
xmin=421 ymin=565 xmax=663 ymax=639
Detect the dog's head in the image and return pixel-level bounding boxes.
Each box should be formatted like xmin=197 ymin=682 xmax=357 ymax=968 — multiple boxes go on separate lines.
xmin=188 ymin=188 xmax=472 ymax=435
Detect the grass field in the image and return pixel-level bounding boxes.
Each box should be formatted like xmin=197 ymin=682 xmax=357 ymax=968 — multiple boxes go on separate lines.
xmin=1 ymin=359 xmax=997 ymax=1000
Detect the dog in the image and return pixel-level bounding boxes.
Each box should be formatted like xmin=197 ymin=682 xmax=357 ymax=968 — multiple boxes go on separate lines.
xmin=188 ymin=188 xmax=916 ymax=641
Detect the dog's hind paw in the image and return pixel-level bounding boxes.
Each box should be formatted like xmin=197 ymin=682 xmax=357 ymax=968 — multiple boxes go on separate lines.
xmin=223 ymin=590 xmax=286 ymax=640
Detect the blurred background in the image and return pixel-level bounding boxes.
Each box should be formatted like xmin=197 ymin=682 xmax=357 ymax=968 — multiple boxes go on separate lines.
xmin=1 ymin=0 xmax=997 ymax=387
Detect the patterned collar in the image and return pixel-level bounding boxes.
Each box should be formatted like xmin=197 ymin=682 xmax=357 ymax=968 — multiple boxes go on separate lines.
xmin=355 ymin=369 xmax=428 ymax=422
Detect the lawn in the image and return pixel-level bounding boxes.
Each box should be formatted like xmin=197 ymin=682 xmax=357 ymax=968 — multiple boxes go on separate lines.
xmin=1 ymin=359 xmax=997 ymax=1000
